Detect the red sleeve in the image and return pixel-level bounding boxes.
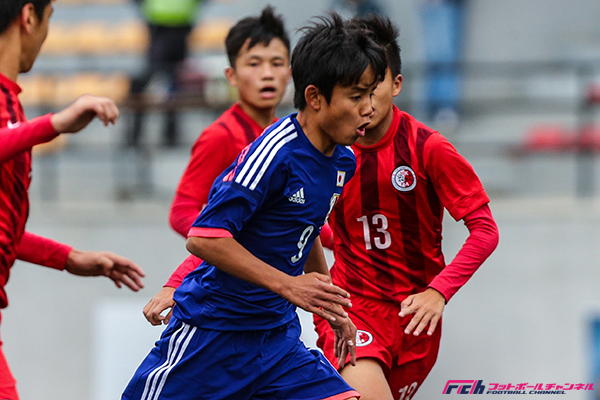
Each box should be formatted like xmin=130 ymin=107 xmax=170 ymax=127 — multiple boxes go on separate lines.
xmin=428 ymin=204 xmax=499 ymax=302
xmin=423 ymin=132 xmax=490 ymax=221
xmin=0 ymin=114 xmax=57 ymax=163
xmin=175 ymin=125 xmax=237 ymax=207
xmin=15 ymin=231 xmax=72 ymax=270
xmin=320 ymin=222 xmax=334 ymax=250
xmin=169 ymin=192 xmax=203 ymax=238
xmin=164 ymin=254 xmax=203 ymax=288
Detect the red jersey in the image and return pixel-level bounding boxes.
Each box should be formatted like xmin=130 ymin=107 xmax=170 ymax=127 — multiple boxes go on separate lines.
xmin=0 ymin=73 xmax=70 ymax=308
xmin=165 ymin=103 xmax=273 ymax=287
xmin=330 ymin=106 xmax=490 ymax=304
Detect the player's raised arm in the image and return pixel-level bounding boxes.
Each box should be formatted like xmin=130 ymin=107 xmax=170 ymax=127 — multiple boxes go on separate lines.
xmin=65 ymin=249 xmax=145 ymax=292
xmin=187 ymin=235 xmax=352 ymax=323
xmin=50 ymin=94 xmax=119 ymax=133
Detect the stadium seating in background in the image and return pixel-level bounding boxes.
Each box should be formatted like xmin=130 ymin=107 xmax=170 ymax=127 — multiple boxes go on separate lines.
xmin=18 ymin=73 xmax=131 ymax=108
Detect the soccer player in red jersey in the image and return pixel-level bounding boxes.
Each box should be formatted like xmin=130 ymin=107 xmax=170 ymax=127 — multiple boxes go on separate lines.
xmin=143 ymin=6 xmax=292 ymax=325
xmin=314 ymin=15 xmax=500 ymax=400
xmin=0 ymin=1 xmax=145 ymax=398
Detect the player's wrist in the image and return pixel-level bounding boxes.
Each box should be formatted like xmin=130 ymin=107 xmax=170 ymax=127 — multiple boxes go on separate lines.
xmin=49 ymin=111 xmax=65 ymax=134
xmin=65 ymin=249 xmax=84 ymax=271
xmin=268 ymin=273 xmax=292 ymax=297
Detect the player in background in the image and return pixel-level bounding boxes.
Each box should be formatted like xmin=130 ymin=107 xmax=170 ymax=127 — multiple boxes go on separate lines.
xmin=142 ymin=6 xmax=291 ymax=325
xmin=122 ymin=14 xmax=387 ymax=399
xmin=0 ymin=1 xmax=145 ymax=398
xmin=314 ymin=15 xmax=499 ymax=400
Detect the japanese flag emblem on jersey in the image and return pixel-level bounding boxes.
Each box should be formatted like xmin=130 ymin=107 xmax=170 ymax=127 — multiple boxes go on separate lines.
xmin=391 ymin=165 xmax=417 ymax=192
xmin=336 ymin=171 xmax=346 ymax=187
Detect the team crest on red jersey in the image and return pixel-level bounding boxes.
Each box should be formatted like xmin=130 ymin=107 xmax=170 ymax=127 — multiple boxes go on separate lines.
xmin=391 ymin=165 xmax=417 ymax=192
xmin=356 ymin=330 xmax=373 ymax=347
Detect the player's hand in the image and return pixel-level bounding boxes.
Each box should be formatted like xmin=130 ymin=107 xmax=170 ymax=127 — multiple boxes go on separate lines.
xmin=143 ymin=286 xmax=176 ymax=326
xmin=399 ymin=288 xmax=446 ymax=336
xmin=51 ymin=95 xmax=119 ymax=133
xmin=279 ymin=272 xmax=352 ymax=323
xmin=330 ymin=316 xmax=357 ymax=369
xmin=65 ymin=249 xmax=145 ymax=291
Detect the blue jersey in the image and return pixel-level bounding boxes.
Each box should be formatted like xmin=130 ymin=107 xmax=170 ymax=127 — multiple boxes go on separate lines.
xmin=173 ymin=114 xmax=356 ymax=331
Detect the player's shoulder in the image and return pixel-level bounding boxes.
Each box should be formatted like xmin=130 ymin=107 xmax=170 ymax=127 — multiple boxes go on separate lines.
xmin=337 ymin=145 xmax=357 ymax=167
xmin=233 ymin=115 xmax=299 ymax=176
xmin=396 ymin=108 xmax=444 ymax=144
xmin=247 ymin=114 xmax=299 ymax=155
xmin=192 ymin=111 xmax=239 ymax=149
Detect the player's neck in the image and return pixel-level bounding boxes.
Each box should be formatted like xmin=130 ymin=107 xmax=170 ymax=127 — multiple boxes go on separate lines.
xmin=296 ymin=110 xmax=336 ymax=156
xmin=356 ymin=107 xmax=394 ymax=147
xmin=238 ymin=101 xmax=275 ymax=129
xmin=0 ymin=29 xmax=21 ymax=83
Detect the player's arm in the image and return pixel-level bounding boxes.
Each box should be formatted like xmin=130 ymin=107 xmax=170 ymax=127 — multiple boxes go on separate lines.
xmin=303 ymin=237 xmax=357 ymax=368
xmin=303 ymin=236 xmax=330 ymax=277
xmin=143 ymin=254 xmax=201 ymax=325
xmin=400 ymin=133 xmax=499 ymax=336
xmin=400 ymin=204 xmax=498 ymax=336
xmin=187 ymin=235 xmax=352 ymax=323
xmin=0 ymin=115 xmax=57 ymax=163
xmin=319 ymin=222 xmax=335 ymax=250
xmin=0 ymin=95 xmax=118 ymax=164
xmin=16 ymin=231 xmax=145 ymax=291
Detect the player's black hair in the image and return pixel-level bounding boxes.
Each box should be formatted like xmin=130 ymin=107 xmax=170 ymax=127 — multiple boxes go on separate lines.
xmin=0 ymin=0 xmax=51 ymax=35
xmin=291 ymin=13 xmax=387 ymax=110
xmin=349 ymin=14 xmax=401 ymax=77
xmin=225 ymin=5 xmax=290 ymax=68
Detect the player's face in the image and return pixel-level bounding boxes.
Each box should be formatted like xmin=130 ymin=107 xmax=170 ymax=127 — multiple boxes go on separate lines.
xmin=317 ymin=65 xmax=378 ymax=148
xmin=226 ymin=38 xmax=291 ymax=113
xmin=20 ymin=3 xmax=53 ymax=73
xmin=366 ymin=68 xmax=402 ymax=135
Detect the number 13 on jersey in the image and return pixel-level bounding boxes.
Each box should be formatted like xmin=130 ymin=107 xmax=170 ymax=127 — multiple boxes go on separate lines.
xmin=357 ymin=214 xmax=392 ymax=250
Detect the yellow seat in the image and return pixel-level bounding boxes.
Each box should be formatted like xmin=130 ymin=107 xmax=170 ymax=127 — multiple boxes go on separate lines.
xmin=189 ymin=19 xmax=233 ymax=52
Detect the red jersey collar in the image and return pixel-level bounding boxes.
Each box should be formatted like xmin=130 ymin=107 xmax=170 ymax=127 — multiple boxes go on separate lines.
xmin=0 ymin=72 xmax=22 ymax=95
xmin=232 ymin=102 xmax=277 ymax=132
xmin=353 ymin=105 xmax=401 ymax=152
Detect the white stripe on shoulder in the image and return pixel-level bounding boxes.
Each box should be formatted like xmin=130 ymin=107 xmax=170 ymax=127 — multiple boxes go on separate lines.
xmin=345 ymin=145 xmax=355 ymax=155
xmin=235 ymin=117 xmax=293 ymax=186
xmin=249 ymin=132 xmax=298 ymax=190
xmin=241 ymin=126 xmax=296 ymax=188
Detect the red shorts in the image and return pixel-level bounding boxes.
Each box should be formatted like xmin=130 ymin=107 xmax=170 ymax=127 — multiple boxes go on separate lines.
xmin=0 ymin=313 xmax=18 ymax=400
xmin=314 ymin=295 xmax=441 ymax=400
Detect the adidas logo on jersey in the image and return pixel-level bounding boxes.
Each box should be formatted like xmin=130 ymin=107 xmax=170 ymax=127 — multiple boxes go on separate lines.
xmin=288 ymin=188 xmax=306 ymax=204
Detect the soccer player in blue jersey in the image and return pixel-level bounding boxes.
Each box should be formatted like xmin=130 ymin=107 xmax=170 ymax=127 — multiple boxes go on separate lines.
xmin=122 ymin=13 xmax=387 ymax=400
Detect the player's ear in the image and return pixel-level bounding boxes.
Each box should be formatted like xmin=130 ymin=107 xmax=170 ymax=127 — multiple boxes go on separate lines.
xmin=20 ymin=3 xmax=36 ymax=34
xmin=393 ymin=74 xmax=403 ymax=97
xmin=224 ymin=67 xmax=237 ymax=87
xmin=304 ymin=85 xmax=321 ymax=111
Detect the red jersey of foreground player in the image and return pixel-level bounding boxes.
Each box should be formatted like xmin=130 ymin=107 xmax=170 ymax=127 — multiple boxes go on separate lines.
xmin=329 ymin=105 xmax=494 ymax=303
xmin=0 ymin=73 xmax=72 ymax=308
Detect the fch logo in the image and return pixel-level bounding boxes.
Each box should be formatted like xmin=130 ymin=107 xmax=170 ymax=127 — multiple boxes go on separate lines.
xmin=443 ymin=380 xmax=485 ymax=394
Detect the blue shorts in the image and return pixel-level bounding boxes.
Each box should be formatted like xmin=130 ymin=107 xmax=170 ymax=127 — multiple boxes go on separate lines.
xmin=122 ymin=316 xmax=359 ymax=400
